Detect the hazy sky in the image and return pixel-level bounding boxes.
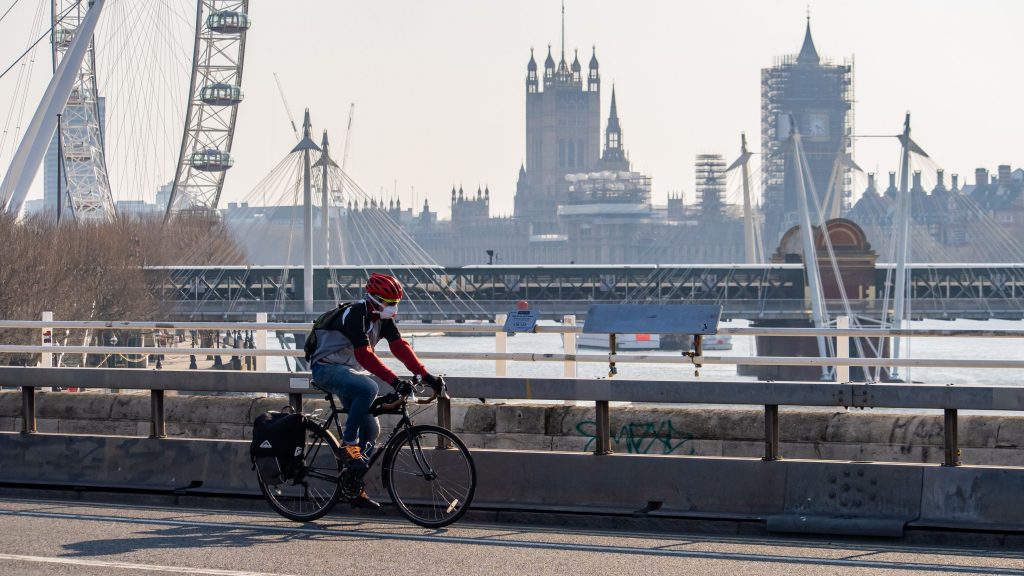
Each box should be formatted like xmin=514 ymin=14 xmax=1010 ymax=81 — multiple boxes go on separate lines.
xmin=2 ymin=0 xmax=1022 ymax=218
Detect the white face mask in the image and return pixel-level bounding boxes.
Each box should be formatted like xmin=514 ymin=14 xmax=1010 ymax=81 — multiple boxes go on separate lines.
xmin=379 ymin=305 xmax=399 ymax=320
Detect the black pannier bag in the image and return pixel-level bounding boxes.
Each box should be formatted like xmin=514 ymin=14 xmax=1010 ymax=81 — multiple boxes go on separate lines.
xmin=250 ymin=409 xmax=306 ymax=485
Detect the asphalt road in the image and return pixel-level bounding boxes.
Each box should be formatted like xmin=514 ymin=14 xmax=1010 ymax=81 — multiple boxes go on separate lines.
xmin=0 ymin=495 xmax=1021 ymax=576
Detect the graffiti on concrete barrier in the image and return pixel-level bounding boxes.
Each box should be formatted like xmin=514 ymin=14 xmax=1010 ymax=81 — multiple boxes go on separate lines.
xmin=576 ymin=419 xmax=695 ymax=455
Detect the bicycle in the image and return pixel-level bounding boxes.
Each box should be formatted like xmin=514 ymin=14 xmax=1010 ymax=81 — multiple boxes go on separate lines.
xmin=255 ymin=376 xmax=476 ymax=528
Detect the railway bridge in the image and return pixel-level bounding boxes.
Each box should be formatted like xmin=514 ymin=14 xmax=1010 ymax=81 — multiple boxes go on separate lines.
xmin=150 ymin=263 xmax=1024 ymax=321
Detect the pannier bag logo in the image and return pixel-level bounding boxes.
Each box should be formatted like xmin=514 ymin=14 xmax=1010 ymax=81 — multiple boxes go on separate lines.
xmin=260 ymin=440 xmax=272 ymax=449
xmin=293 ymin=447 xmax=302 ymax=456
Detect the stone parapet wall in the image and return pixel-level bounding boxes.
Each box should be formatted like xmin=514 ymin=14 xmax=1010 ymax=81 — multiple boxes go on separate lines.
xmin=1 ymin=391 xmax=1022 ymax=465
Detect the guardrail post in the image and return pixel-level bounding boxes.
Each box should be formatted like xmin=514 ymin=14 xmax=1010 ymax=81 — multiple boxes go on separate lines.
xmin=763 ymin=404 xmax=780 ymax=461
xmin=495 ymin=314 xmax=507 ymax=377
xmin=21 ymin=386 xmax=35 ymax=433
xmin=289 ymin=393 xmax=303 ymax=414
xmin=437 ymin=396 xmax=452 ymax=448
xmin=255 ymin=312 xmax=269 ymax=371
xmin=608 ymin=334 xmax=617 ymax=377
xmin=594 ymin=400 xmax=612 ymax=455
xmin=943 ymin=408 xmax=961 ymax=466
xmin=562 ymin=315 xmax=577 ymax=406
xmin=40 ymin=311 xmax=53 ymax=370
xmin=836 ymin=315 xmax=850 ymax=383
xmin=150 ymin=389 xmax=166 ymax=438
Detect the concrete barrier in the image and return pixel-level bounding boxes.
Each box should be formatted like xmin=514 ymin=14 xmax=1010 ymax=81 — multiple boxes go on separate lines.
xmin=2 ymin=431 xmax=1022 ymax=536
xmin=2 ymin=391 xmax=1024 ymax=466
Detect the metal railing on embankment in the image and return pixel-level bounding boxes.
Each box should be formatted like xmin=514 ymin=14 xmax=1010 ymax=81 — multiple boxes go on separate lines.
xmin=3 ymin=367 xmax=1024 ymax=467
xmin=162 ymin=298 xmax=1024 ymax=321
xmin=3 ymin=316 xmax=1024 ymax=382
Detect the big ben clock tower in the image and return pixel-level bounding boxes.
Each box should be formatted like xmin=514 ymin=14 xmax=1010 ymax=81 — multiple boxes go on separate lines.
xmin=761 ymin=18 xmax=854 ymax=245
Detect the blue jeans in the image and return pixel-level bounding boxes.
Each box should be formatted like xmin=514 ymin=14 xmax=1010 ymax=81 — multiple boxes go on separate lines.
xmin=311 ymin=363 xmax=380 ymax=455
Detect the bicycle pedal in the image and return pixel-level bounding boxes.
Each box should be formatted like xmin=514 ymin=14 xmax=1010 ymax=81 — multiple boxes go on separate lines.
xmin=349 ymin=492 xmax=382 ymax=511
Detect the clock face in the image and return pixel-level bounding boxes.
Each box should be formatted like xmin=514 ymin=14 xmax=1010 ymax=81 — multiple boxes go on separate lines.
xmin=808 ymin=113 xmax=829 ymax=138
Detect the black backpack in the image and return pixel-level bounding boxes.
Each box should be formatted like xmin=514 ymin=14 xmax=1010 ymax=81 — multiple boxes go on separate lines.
xmin=250 ymin=408 xmax=306 ymax=485
xmin=303 ymin=303 xmax=349 ymax=362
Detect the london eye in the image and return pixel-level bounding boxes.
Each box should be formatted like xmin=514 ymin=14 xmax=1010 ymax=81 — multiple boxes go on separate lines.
xmin=0 ymin=0 xmax=250 ymax=221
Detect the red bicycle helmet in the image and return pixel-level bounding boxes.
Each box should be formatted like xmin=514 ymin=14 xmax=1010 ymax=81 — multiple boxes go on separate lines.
xmin=366 ymin=272 xmax=403 ymax=303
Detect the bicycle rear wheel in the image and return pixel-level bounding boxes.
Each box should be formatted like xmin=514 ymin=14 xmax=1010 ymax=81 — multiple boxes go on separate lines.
xmin=383 ymin=424 xmax=476 ymax=528
xmin=258 ymin=419 xmax=343 ymax=522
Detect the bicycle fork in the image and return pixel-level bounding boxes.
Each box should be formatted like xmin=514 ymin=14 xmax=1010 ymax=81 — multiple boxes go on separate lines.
xmin=403 ymin=430 xmax=460 ymax=514
xmin=405 ymin=433 xmax=438 ymax=481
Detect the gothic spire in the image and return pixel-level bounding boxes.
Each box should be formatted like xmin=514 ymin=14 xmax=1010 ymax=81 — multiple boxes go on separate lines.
xmin=587 ymin=45 xmax=600 ymax=91
xmin=797 ymin=18 xmax=820 ymax=65
xmin=608 ymin=85 xmax=619 ymax=127
xmin=602 ymin=84 xmax=626 ymax=169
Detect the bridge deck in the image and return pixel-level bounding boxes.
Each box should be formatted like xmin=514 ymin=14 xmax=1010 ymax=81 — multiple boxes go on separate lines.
xmin=0 ymin=493 xmax=1021 ymax=575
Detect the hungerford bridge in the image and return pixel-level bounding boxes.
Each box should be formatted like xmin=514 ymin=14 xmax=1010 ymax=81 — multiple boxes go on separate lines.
xmin=153 ymin=263 xmax=1024 ymax=321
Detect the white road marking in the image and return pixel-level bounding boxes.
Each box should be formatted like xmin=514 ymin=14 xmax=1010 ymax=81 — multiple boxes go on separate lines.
xmin=0 ymin=553 xmax=295 ymax=575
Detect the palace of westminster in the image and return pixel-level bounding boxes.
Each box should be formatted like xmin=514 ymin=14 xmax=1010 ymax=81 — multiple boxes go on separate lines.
xmin=229 ymin=20 xmax=1024 ymax=266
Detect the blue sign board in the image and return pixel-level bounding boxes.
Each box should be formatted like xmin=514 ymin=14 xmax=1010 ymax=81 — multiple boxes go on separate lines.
xmin=582 ymin=304 xmax=722 ymax=335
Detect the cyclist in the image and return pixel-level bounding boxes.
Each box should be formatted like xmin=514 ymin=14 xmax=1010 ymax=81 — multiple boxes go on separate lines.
xmin=309 ymin=272 xmax=443 ymax=509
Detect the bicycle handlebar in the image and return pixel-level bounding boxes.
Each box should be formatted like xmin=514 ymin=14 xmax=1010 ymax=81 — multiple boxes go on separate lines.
xmin=411 ymin=374 xmax=449 ymax=405
xmin=373 ymin=375 xmax=448 ymax=413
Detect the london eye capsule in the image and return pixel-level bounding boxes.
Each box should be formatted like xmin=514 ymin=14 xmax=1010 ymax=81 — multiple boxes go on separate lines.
xmin=53 ymin=27 xmax=76 ymax=50
xmin=66 ymin=88 xmax=84 ymax=106
xmin=189 ymin=148 xmax=234 ymax=172
xmin=206 ymin=10 xmax=251 ymax=34
xmin=62 ymin=141 xmax=92 ymax=161
xmin=200 ymin=83 xmax=244 ymax=106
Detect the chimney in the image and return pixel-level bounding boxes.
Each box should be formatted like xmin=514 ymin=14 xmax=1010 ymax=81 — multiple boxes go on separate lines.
xmin=888 ymin=172 xmax=897 ymax=188
xmin=951 ymin=174 xmax=959 ymax=190
xmin=936 ymin=169 xmax=945 ymax=188
xmin=976 ymin=168 xmax=989 ymax=187
xmin=912 ymin=170 xmax=922 ymax=190
xmin=867 ymin=172 xmax=876 ymax=190
xmin=999 ymin=164 xmax=1012 ymax=185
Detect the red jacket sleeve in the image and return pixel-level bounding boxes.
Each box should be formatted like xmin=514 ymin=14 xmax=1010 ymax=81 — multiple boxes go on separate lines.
xmin=353 ymin=346 xmax=397 ymax=383
xmin=389 ymin=338 xmax=426 ymax=376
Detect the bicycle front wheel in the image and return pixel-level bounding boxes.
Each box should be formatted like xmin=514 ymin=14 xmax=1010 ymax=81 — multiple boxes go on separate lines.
xmin=383 ymin=424 xmax=476 ymax=528
xmin=258 ymin=419 xmax=343 ymax=522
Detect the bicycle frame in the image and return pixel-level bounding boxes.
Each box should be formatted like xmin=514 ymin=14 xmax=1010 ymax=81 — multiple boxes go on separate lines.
xmin=311 ymin=391 xmax=419 ymax=474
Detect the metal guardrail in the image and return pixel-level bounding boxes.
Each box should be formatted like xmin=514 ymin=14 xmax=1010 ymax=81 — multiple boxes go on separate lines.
xmin=2 ymin=344 xmax=1024 ymax=371
xmin=147 ymin=298 xmax=1024 ymax=321
xmin=3 ymin=317 xmax=1024 ymax=374
xmin=4 ymin=318 xmax=1024 ymax=338
xmin=5 ymin=367 xmax=1024 ymax=466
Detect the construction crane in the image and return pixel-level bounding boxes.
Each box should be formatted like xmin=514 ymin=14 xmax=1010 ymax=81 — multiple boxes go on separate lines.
xmin=341 ymin=103 xmax=355 ymax=173
xmin=335 ymin=103 xmax=355 ymax=206
xmin=273 ymin=72 xmax=299 ymax=141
